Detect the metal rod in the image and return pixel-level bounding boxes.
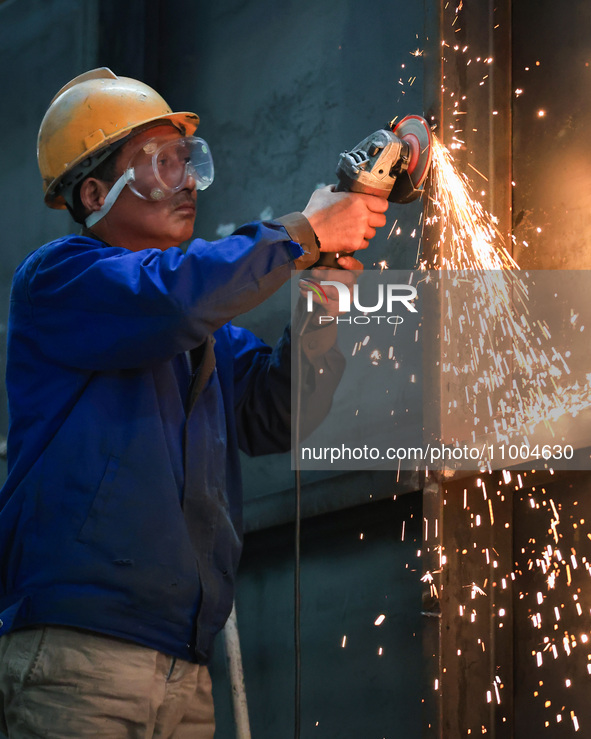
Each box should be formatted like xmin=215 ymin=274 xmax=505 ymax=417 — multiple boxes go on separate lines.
xmin=223 ymin=601 xmax=252 ymax=739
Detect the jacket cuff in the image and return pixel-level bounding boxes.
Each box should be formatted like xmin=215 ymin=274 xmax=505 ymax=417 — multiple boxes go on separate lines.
xmin=276 ymin=213 xmax=320 ymax=270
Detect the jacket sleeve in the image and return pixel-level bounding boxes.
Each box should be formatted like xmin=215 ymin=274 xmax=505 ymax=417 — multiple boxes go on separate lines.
xmin=17 ymin=221 xmax=318 ymax=371
xmin=229 ymin=308 xmax=346 ymax=457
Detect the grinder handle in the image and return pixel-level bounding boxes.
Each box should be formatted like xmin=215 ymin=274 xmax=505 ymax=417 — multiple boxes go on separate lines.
xmin=312 ymin=180 xmax=356 ymax=269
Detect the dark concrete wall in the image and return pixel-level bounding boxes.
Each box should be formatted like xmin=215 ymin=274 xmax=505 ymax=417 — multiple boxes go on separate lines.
xmin=0 ymin=0 xmax=100 ymax=477
xmin=212 ymin=494 xmax=423 ymax=738
xmin=182 ymin=0 xmax=428 ymax=513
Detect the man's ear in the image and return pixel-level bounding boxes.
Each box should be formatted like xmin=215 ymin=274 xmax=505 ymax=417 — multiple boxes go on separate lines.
xmin=79 ymin=178 xmax=110 ymax=213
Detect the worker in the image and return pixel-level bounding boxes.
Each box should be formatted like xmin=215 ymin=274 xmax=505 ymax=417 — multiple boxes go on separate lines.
xmin=0 ymin=68 xmax=388 ymax=738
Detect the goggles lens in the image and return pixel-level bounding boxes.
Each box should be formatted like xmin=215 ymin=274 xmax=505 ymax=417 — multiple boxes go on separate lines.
xmin=126 ymin=136 xmax=214 ymax=201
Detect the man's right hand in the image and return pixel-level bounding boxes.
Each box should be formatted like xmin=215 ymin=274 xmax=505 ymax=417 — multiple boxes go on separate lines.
xmin=302 ymin=185 xmax=389 ymax=253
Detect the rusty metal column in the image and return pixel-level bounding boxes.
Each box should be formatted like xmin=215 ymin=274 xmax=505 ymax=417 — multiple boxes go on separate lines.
xmin=510 ymin=1 xmax=591 ymax=736
xmin=438 ymin=473 xmax=514 ymax=737
xmin=421 ymin=0 xmax=514 ymax=736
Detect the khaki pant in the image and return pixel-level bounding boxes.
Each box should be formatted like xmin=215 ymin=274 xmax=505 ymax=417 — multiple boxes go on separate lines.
xmin=0 ymin=626 xmax=215 ymax=738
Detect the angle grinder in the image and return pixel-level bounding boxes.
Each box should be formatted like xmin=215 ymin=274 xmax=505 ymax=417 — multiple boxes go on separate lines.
xmin=315 ymin=114 xmax=433 ymax=267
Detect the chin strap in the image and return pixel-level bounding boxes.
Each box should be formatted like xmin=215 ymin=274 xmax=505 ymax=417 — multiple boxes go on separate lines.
xmin=85 ymin=169 xmax=135 ymax=228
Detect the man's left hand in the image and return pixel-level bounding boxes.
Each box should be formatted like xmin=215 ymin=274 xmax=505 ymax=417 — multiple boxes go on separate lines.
xmin=299 ymin=255 xmax=363 ymax=318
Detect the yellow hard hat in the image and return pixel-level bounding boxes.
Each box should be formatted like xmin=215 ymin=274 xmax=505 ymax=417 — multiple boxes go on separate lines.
xmin=38 ymin=67 xmax=200 ymax=209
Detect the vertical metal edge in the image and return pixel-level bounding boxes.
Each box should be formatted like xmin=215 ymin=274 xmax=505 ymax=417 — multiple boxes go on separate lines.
xmin=422 ymin=475 xmax=443 ymax=738
xmin=490 ymin=2 xmax=514 ymax=734
xmin=422 ymin=0 xmax=444 ymax=735
xmin=490 ymin=0 xmax=513 ymax=250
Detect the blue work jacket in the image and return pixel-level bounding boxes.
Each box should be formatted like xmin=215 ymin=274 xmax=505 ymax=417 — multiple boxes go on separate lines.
xmin=0 ymin=220 xmax=343 ymax=663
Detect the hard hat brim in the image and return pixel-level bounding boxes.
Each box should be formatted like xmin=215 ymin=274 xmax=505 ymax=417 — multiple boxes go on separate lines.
xmin=44 ymin=110 xmax=200 ymax=209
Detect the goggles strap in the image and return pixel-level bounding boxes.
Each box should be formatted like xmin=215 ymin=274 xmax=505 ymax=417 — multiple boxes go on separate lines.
xmin=85 ymin=169 xmax=135 ymax=228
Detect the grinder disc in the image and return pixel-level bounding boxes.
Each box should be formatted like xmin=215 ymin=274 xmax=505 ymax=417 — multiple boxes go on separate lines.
xmin=390 ymin=115 xmax=433 ymax=203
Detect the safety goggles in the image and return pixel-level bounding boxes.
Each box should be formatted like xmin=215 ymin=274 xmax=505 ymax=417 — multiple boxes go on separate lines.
xmin=85 ymin=135 xmax=214 ymax=228
xmin=126 ymin=135 xmax=214 ymax=201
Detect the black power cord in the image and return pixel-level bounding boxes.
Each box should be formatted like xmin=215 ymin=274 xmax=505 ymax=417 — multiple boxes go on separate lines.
xmin=293 ymin=306 xmax=314 ymax=739
xmin=294 ymin=467 xmax=302 ymax=739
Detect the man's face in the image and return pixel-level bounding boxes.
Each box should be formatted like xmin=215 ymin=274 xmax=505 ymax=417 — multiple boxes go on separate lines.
xmin=101 ymin=125 xmax=197 ymax=251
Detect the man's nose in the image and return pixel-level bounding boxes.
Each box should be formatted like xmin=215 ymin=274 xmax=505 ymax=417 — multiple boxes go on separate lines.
xmin=184 ymin=165 xmax=197 ymax=192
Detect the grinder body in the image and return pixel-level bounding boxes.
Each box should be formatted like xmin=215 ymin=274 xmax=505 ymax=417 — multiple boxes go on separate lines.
xmin=316 ymin=115 xmax=432 ymax=267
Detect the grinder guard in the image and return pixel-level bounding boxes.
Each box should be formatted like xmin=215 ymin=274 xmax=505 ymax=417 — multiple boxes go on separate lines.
xmin=390 ymin=115 xmax=433 ymax=203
